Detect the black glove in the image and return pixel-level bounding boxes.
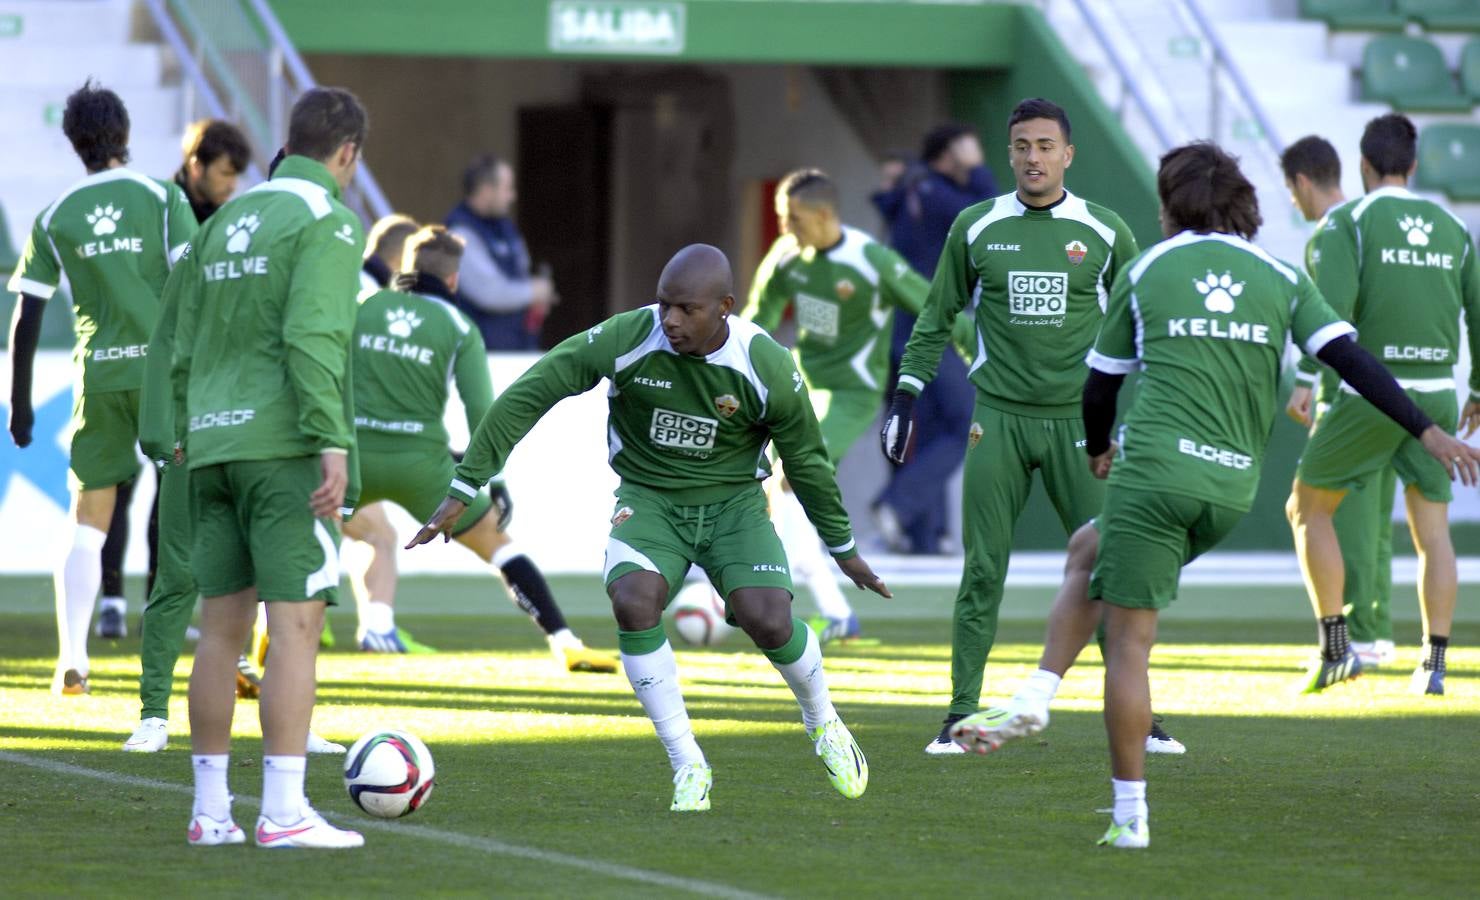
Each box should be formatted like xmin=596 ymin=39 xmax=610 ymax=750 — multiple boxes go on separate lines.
xmin=8 ymin=401 xmax=33 ymax=448
xmin=880 ymin=389 xmax=916 ymax=464
xmin=489 ymin=482 xmax=513 ymax=532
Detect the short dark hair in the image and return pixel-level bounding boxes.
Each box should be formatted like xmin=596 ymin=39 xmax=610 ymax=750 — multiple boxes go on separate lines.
xmin=921 ymin=124 xmax=974 ymax=165
xmin=462 ymin=154 xmax=507 ymax=197
xmin=1360 ymin=113 xmax=1417 ymax=178
xmin=784 ymin=168 xmax=838 ymax=210
xmin=367 ymin=213 xmax=418 ymax=265
xmin=285 ymin=87 xmax=367 ymax=162
xmin=1008 ymin=98 xmax=1071 ymax=144
xmin=1158 ymin=141 xmax=1261 ymax=240
xmin=1279 ymin=135 xmax=1341 ymax=188
xmin=63 ymin=79 xmax=130 ymax=171
xmin=405 ymin=225 xmax=466 ymax=281
xmin=183 ymin=119 xmax=251 ymax=173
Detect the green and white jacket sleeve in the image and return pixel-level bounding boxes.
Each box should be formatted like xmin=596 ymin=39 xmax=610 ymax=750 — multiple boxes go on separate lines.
xmin=7 ymin=215 xmax=62 ymax=299
xmin=897 ymin=212 xmax=974 ymax=394
xmin=164 ymin=182 xmax=198 ymax=265
xmin=282 ymin=213 xmax=362 ymax=455
xmin=139 ymin=248 xmax=195 ymax=462
xmin=756 ymin=339 xmax=857 ymax=558
xmin=449 ymin=318 xmax=626 ymax=501
xmin=739 ymin=234 xmax=797 ymax=333
xmin=453 ymin=323 xmax=495 ymax=433
xmin=870 ymin=240 xmax=974 ymax=362
xmin=1295 ymin=215 xmax=1360 ymax=390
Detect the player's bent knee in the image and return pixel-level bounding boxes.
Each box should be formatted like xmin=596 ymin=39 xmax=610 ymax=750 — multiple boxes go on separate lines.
xmin=1065 ymin=523 xmax=1099 ymax=573
xmin=727 ymin=588 xmax=793 ymax=648
xmin=608 ymin=571 xmax=668 ymax=631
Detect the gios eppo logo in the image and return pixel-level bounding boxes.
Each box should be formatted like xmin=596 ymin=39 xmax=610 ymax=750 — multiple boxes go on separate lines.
xmin=1008 ymin=271 xmax=1068 ymax=318
xmin=649 ymin=408 xmax=718 ymax=452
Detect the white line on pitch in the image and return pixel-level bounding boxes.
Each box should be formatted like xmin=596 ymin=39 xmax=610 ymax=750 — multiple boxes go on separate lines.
xmin=0 ymin=750 xmax=772 ymax=900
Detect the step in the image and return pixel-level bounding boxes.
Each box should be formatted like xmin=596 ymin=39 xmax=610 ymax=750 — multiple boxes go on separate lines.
xmin=3 ymin=43 xmax=164 ymax=88
xmin=0 ymin=0 xmax=133 ymax=45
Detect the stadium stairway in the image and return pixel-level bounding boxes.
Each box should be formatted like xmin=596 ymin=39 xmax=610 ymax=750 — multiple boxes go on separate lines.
xmin=0 ymin=0 xmax=184 ymax=255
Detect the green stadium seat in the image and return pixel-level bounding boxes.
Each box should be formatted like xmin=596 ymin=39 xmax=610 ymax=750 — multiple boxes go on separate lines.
xmin=1396 ymin=0 xmax=1480 ymax=32
xmin=1301 ymin=0 xmax=1407 ymax=30
xmin=0 ymin=201 xmax=19 ymax=273
xmin=1362 ymin=35 xmax=1474 ymax=111
xmin=1415 ymin=123 xmax=1480 ymax=201
xmin=1461 ymin=37 xmax=1480 ymax=96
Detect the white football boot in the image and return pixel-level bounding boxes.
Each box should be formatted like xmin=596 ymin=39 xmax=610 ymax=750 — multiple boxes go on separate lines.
xmin=123 ymin=717 xmax=168 ymax=752
xmin=255 ymin=806 xmax=364 ymax=849
xmin=187 ymin=813 xmax=246 ymax=846
xmin=306 ymin=732 xmax=346 ymax=754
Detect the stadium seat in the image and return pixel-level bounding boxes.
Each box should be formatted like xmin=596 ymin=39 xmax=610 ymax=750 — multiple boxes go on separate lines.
xmin=0 ymin=201 xmax=19 ymax=273
xmin=1300 ymin=0 xmax=1407 ymax=30
xmin=1396 ymin=0 xmax=1480 ymax=32
xmin=1415 ymin=123 xmax=1480 ymax=201
xmin=1362 ymin=35 xmax=1474 ymax=111
xmin=1462 ymin=37 xmax=1480 ymax=97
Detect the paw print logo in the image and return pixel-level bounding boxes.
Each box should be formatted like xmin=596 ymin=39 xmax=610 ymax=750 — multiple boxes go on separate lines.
xmin=224 ymin=214 xmax=261 ymax=254
xmin=386 ymin=307 xmax=422 ymax=338
xmin=1399 ymin=215 xmax=1433 ymax=247
xmin=1193 ymin=271 xmax=1243 ymax=314
xmin=86 ymin=204 xmax=122 ymax=236
xmin=792 ymin=370 xmax=804 ymax=393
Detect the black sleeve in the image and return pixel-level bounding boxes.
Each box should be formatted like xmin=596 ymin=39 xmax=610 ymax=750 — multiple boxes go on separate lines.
xmin=1081 ymin=368 xmax=1126 ymax=456
xmin=1315 ymin=335 xmax=1434 ymax=439
xmin=8 ymin=295 xmax=45 ymax=410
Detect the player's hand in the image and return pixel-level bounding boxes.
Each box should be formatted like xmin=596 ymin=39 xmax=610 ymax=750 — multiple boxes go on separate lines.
xmin=1286 ymin=385 xmax=1313 ymax=427
xmin=1461 ymin=399 xmax=1479 ymax=439
xmin=1419 ymin=426 xmax=1480 ymax=487
xmin=1088 ymin=442 xmax=1118 ymax=480
xmin=489 ymin=482 xmax=514 ymax=532
xmin=407 ymin=497 xmax=468 ymax=548
xmin=836 ymin=554 xmax=891 ymax=598
xmin=8 ymin=401 xmax=33 ymax=448
xmin=880 ymin=389 xmax=916 ymax=464
xmin=310 ymin=451 xmax=348 ymax=519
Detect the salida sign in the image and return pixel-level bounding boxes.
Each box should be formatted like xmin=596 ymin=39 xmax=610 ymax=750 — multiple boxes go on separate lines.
xmin=548 ymin=1 xmax=685 ymax=55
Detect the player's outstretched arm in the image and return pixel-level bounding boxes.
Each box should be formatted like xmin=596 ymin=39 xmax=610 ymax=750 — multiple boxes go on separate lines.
xmin=6 ymin=295 xmax=44 ymax=448
xmin=406 ymin=496 xmax=468 ymax=548
xmin=1316 ymin=334 xmax=1480 ymax=486
xmin=836 ymin=554 xmax=891 ymax=598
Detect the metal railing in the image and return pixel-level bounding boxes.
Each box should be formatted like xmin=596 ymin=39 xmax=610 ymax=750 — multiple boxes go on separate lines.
xmin=142 ymin=0 xmax=391 ymax=222
xmin=1067 ymin=0 xmax=1180 ymax=154
xmin=1179 ymin=0 xmax=1285 ymax=157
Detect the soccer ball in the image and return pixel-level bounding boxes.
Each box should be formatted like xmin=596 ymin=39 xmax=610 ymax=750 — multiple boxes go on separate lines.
xmin=669 ymin=582 xmax=736 ymax=647
xmin=343 ymin=729 xmax=436 ymax=818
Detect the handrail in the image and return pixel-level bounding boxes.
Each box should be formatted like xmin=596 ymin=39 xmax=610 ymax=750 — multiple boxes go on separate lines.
xmin=245 ymin=0 xmax=393 ymax=221
xmin=164 ymin=0 xmax=275 ymax=151
xmin=1067 ymin=0 xmax=1179 ymax=153
xmin=1181 ymin=0 xmax=1285 ymax=154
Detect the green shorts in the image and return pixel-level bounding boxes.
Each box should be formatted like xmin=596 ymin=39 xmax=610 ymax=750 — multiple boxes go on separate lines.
xmin=810 ymin=387 xmax=880 ymax=470
xmin=603 ymin=482 xmax=793 ymax=610
xmin=1090 ymin=486 xmax=1243 ymax=610
xmin=357 ymin=435 xmax=492 ymax=535
xmin=1298 ymin=388 xmax=1457 ymax=503
xmin=69 ymin=389 xmax=142 ymax=491
xmin=189 ymin=457 xmax=340 ymax=604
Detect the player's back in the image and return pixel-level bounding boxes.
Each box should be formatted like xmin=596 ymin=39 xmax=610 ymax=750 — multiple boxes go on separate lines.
xmin=20 ymin=169 xmax=187 ymax=393
xmin=1341 ymin=187 xmax=1473 ymax=379
xmin=1105 ymin=230 xmax=1346 ymax=510
xmin=353 ymin=285 xmax=480 ymax=446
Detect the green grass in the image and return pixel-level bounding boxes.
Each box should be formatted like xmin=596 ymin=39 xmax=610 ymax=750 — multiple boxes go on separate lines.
xmin=3 ymin=576 xmax=1479 ymax=898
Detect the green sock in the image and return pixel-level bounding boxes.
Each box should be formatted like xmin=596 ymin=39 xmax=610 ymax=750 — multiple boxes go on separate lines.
xmin=762 ymin=617 xmax=810 ymax=666
xmin=617 ymin=623 xmax=668 ymax=656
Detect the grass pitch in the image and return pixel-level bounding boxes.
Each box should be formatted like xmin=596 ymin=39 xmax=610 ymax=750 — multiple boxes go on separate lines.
xmin=3 ymin=576 xmax=1478 ymax=898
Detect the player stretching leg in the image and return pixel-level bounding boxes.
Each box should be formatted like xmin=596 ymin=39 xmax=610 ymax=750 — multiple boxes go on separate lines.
xmin=346 ymin=225 xmax=616 ymax=671
xmin=743 ymin=170 xmax=970 ymax=643
xmin=411 ymin=244 xmax=890 ymax=810
xmin=948 ymin=141 xmax=1480 ymax=848
xmin=6 ymin=81 xmax=196 ymax=695
xmin=1281 ymin=135 xmax=1399 ymax=671
xmin=1286 ymin=114 xmax=1480 ymax=696
xmin=172 ymin=88 xmax=369 ymax=847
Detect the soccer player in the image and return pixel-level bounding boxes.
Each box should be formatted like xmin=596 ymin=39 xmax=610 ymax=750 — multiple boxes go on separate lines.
xmin=410 ymin=244 xmax=890 ymax=811
xmin=5 ymin=81 xmax=195 ymax=695
xmin=1281 ymin=135 xmax=1398 ymax=670
xmin=171 ymin=87 xmax=369 ymax=848
xmin=880 ymin=98 xmax=1144 ymax=754
xmin=359 ymin=212 xmax=417 ymax=293
xmin=743 ymin=169 xmax=967 ymax=642
xmin=343 ymin=225 xmax=617 ymax=671
xmin=1286 ymin=114 xmax=1480 ymax=696
xmin=949 ymin=141 xmax=1480 ymax=848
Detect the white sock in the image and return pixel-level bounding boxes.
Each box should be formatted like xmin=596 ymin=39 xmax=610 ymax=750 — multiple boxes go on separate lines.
xmin=262 ymin=755 xmax=307 ymax=823
xmin=56 ymin=524 xmax=106 ymax=673
xmin=1112 ymin=778 xmax=1148 ymax=824
xmin=621 ymin=641 xmax=705 ymax=770
xmin=771 ymin=623 xmax=837 ymax=730
xmin=191 ymin=754 xmax=231 ymax=820
xmin=547 ymin=627 xmax=582 ymax=651
xmin=776 ymin=489 xmax=852 ymax=620
xmin=1014 ymin=668 xmax=1062 ymax=709
xmin=361 ymin=600 xmax=395 ymax=635
xmin=100 ymin=595 xmax=126 ymax=612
